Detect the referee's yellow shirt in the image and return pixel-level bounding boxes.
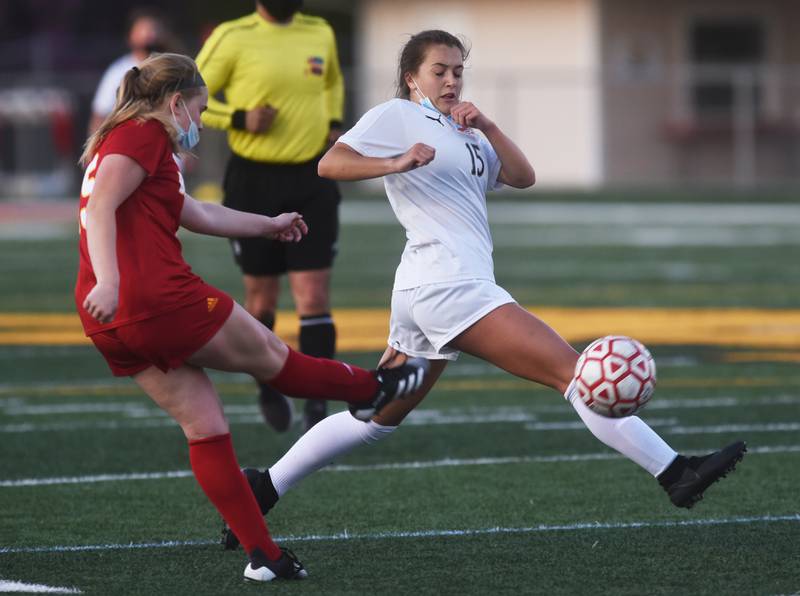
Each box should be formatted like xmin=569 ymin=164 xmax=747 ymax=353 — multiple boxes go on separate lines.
xmin=196 ymin=12 xmax=344 ymax=164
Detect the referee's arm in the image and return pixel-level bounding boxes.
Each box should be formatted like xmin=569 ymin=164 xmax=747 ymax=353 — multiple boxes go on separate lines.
xmin=196 ymin=26 xmax=242 ymax=132
xmin=324 ymin=25 xmax=345 ymax=132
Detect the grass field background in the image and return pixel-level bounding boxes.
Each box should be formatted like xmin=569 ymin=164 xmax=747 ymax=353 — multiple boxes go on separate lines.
xmin=1 ymin=198 xmax=799 ymax=594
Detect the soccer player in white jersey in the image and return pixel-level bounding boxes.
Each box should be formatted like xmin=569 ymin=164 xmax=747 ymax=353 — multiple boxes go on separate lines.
xmin=222 ymin=29 xmax=746 ymax=550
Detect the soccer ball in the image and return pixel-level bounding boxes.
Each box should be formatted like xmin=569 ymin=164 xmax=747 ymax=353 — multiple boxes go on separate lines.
xmin=573 ymin=335 xmax=656 ymax=417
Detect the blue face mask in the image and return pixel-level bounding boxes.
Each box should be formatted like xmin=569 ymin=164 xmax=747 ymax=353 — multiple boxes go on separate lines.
xmin=172 ymin=100 xmax=200 ymax=150
xmin=410 ymin=77 xmax=441 ymax=115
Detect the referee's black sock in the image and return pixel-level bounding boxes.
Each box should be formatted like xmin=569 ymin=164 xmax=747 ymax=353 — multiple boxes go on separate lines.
xmin=299 ymin=313 xmax=336 ymax=425
xmin=299 ymin=313 xmax=336 ymax=359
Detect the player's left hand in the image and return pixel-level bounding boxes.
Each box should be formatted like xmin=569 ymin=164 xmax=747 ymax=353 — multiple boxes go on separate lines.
xmin=268 ymin=212 xmax=308 ymax=242
xmin=449 ymin=102 xmax=494 ymax=132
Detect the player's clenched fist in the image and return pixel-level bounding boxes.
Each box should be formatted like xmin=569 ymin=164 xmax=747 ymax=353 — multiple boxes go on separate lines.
xmin=267 ymin=212 xmax=308 ymax=242
xmin=449 ymin=102 xmax=494 ymax=132
xmin=392 ymin=143 xmax=435 ymax=173
xmin=83 ymin=283 xmax=119 ymax=323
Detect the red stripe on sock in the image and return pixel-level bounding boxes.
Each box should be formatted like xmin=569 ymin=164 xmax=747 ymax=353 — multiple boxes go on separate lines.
xmin=269 ymin=348 xmax=379 ymax=403
xmin=188 ymin=433 xmax=281 ymax=561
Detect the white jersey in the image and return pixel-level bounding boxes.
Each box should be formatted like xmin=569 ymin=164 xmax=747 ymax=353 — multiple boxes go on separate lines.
xmin=91 ymin=54 xmax=137 ymax=117
xmin=338 ymin=98 xmax=503 ymax=290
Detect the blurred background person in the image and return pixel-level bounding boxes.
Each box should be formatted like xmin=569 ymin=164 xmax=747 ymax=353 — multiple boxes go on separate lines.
xmin=196 ymin=0 xmax=345 ymax=434
xmin=87 ymin=6 xmax=177 ymax=135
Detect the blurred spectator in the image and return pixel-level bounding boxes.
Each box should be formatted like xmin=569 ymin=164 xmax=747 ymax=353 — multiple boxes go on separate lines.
xmin=87 ymin=7 xmax=177 ymax=134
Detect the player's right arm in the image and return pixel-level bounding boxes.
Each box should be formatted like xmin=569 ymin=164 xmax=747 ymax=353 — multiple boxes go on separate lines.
xmin=318 ymin=142 xmax=435 ymax=181
xmin=82 ymin=154 xmax=146 ymax=323
xmin=196 ymin=24 xmax=276 ymax=134
xmin=195 ymin=24 xmax=236 ymax=131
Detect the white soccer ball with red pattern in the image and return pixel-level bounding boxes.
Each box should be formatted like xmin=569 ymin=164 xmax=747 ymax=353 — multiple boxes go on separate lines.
xmin=573 ymin=336 xmax=656 ymax=417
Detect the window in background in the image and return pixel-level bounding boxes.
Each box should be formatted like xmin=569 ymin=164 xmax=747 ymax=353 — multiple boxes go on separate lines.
xmin=689 ymin=17 xmax=764 ymax=119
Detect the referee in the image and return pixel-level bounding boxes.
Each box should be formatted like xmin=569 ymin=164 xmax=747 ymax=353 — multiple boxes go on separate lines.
xmin=196 ymin=0 xmax=344 ymax=433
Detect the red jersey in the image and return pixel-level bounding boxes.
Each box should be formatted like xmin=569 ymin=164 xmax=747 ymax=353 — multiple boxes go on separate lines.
xmin=75 ymin=119 xmax=210 ymax=336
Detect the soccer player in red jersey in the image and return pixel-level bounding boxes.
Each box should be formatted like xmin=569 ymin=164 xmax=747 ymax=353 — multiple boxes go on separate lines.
xmin=75 ymin=52 xmax=427 ymax=584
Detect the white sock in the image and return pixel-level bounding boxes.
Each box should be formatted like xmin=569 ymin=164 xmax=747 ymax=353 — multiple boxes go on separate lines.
xmin=269 ymin=410 xmax=396 ymax=497
xmin=565 ymin=381 xmax=678 ymax=476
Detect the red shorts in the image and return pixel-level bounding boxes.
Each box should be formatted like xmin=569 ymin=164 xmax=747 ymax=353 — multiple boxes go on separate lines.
xmin=89 ymin=289 xmax=234 ymax=377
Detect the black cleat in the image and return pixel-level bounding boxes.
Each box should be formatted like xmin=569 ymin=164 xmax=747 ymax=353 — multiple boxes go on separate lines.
xmin=349 ymin=357 xmax=430 ymax=421
xmin=258 ymin=384 xmax=292 ymax=432
xmin=303 ymin=399 xmax=327 ymax=433
xmin=222 ymin=468 xmax=280 ymax=551
xmin=659 ymin=440 xmax=747 ymax=509
xmin=244 ymin=547 xmax=308 ymax=582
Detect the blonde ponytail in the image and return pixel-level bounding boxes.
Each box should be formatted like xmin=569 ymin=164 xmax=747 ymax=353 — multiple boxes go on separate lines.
xmin=80 ymin=53 xmax=204 ymax=166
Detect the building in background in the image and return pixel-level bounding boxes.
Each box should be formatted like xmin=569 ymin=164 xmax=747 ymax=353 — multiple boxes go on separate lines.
xmin=354 ymin=0 xmax=800 ymax=189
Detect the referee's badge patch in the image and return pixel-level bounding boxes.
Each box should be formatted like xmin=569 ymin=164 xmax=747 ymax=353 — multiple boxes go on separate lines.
xmin=306 ymin=56 xmax=324 ymax=76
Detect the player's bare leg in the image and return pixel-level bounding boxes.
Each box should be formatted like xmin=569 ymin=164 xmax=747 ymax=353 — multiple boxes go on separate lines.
xmin=133 ymin=365 xmax=302 ymax=577
xmin=371 ymin=348 xmax=448 ymax=426
xmin=188 ymin=302 xmax=426 ymax=412
xmin=188 ymin=302 xmax=287 ymax=379
xmin=448 ymin=302 xmax=576 ymax=392
xmin=222 ymin=349 xmax=445 ymax=550
xmin=449 ymin=303 xmax=745 ymax=507
xmin=133 ymin=364 xmax=228 ymax=440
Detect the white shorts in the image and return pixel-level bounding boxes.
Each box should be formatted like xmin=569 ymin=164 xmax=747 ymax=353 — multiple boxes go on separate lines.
xmin=388 ymin=279 xmax=515 ymax=361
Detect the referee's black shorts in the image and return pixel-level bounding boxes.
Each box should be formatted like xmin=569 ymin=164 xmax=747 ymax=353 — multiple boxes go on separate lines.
xmin=222 ymin=152 xmax=341 ymax=276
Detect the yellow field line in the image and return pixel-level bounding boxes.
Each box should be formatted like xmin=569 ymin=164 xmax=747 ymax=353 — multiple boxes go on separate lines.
xmin=1 ymin=307 xmax=800 ymax=349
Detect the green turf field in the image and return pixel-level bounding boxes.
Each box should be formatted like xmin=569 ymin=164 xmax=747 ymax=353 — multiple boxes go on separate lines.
xmin=1 ymin=200 xmax=799 ymax=594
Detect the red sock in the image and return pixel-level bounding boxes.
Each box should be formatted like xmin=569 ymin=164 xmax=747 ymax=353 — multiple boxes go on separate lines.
xmin=269 ymin=348 xmax=379 ymax=403
xmin=188 ymin=433 xmax=281 ymax=561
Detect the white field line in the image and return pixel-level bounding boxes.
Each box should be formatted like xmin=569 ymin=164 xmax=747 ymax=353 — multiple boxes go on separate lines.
xmin=1 ymin=444 xmax=796 ymax=488
xmin=2 ymin=513 xmax=800 ymax=556
xmin=0 ymin=379 xmax=133 ymax=393
xmin=0 ymin=579 xmax=81 ymax=593
xmin=668 ymin=422 xmax=800 ymax=434
xmin=3 ymin=407 xmax=800 ymax=434
xmin=0 ymin=415 xmax=682 ymax=434
xmin=3 ymin=394 xmax=799 ymax=419
xmin=2 ymin=402 xmax=152 ymax=416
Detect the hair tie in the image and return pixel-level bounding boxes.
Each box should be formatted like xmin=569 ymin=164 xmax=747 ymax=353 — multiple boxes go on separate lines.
xmin=131 ymin=66 xmax=140 ymax=75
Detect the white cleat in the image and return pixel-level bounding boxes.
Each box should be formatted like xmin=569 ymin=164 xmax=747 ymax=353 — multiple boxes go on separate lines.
xmin=243 ymin=548 xmax=308 ymax=583
xmin=244 ymin=563 xmax=278 ymax=583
